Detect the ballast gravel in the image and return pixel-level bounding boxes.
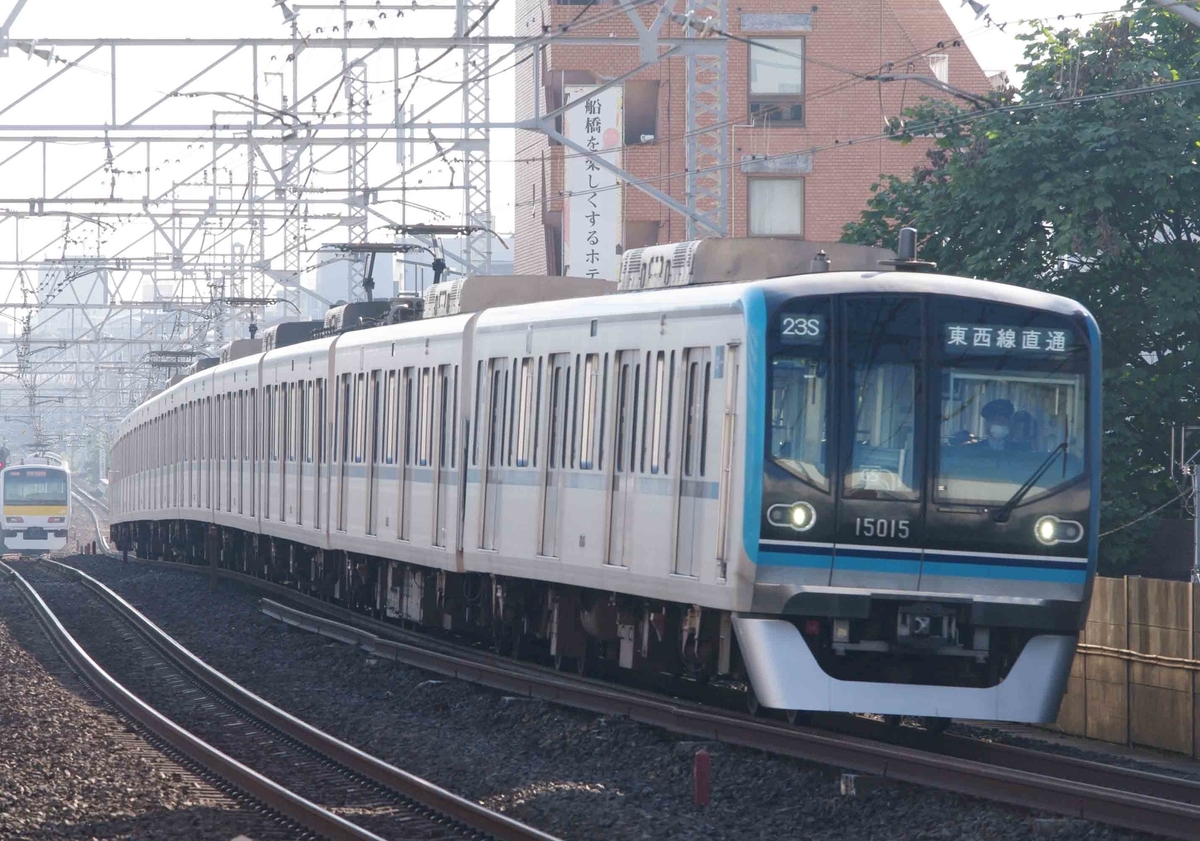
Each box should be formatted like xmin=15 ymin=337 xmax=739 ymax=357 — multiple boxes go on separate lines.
xmin=0 ymin=573 xmax=292 ymax=841
xmin=63 ymin=556 xmax=1159 ymax=841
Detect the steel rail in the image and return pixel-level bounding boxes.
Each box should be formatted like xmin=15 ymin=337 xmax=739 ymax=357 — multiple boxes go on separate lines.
xmin=109 ymin=553 xmax=1200 ymax=839
xmin=0 ymin=562 xmax=386 ymax=841
xmin=41 ymin=559 xmax=563 ymax=841
xmin=71 ymin=490 xmax=112 ymax=554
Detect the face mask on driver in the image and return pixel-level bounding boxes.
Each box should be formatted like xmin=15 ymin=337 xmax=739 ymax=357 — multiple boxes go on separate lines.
xmin=989 ymin=424 xmax=1010 ymax=440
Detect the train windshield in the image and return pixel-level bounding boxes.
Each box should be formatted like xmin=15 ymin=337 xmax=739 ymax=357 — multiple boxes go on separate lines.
xmin=934 ymin=304 xmax=1087 ymax=506
xmin=769 ymin=299 xmax=830 ymax=490
xmin=4 ymin=470 xmax=68 ymax=505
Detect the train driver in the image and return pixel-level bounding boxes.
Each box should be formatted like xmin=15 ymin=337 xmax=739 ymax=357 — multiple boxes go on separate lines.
xmin=969 ymin=398 xmax=1019 ymax=452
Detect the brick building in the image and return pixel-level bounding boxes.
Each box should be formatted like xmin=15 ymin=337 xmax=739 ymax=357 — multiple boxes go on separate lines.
xmin=513 ymin=0 xmax=993 ymax=278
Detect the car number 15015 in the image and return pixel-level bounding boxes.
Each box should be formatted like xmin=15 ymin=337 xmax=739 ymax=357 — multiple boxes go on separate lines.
xmin=854 ymin=518 xmax=910 ymax=539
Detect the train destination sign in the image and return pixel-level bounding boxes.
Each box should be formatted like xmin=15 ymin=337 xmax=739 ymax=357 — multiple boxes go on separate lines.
xmin=944 ymin=324 xmax=1073 ymax=354
xmin=779 ymin=313 xmax=826 ymax=345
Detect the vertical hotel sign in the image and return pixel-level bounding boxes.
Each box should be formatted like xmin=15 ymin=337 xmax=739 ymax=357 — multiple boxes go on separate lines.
xmin=563 ymin=84 xmax=622 ymax=281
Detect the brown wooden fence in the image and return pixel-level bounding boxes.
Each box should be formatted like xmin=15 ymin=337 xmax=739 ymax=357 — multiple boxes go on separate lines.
xmin=1055 ymin=575 xmax=1200 ymax=756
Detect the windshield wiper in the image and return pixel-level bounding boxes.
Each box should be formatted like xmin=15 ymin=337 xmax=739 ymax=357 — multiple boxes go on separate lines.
xmin=992 ymin=441 xmax=1068 ymax=523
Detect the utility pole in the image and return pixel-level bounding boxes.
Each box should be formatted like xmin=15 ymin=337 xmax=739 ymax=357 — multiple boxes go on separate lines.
xmin=1171 ymin=424 xmax=1200 ymax=583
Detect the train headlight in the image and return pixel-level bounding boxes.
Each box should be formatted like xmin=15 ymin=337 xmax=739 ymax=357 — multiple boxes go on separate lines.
xmin=767 ymin=501 xmax=817 ymax=532
xmin=4 ymin=516 xmax=21 ymax=523
xmin=1034 ymin=516 xmax=1084 ymax=546
xmin=790 ymin=502 xmax=815 ymax=530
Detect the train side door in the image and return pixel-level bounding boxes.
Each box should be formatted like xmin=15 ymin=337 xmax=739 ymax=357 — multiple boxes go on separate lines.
xmin=675 ymin=347 xmax=712 ymax=577
xmin=481 ymin=358 xmax=508 ymax=550
xmin=607 ymin=350 xmax=639 ymax=567
xmin=832 ymin=296 xmax=925 ymax=589
xmin=540 ymin=355 xmax=568 ymax=556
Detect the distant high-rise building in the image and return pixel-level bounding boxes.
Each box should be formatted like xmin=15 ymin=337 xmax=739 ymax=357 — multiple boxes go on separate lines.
xmin=35 ymin=257 xmax=111 ymax=339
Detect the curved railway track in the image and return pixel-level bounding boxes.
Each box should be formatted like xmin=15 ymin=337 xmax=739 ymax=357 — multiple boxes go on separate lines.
xmin=4 ymin=558 xmax=561 ymax=841
xmin=99 ymin=551 xmax=1200 ymax=840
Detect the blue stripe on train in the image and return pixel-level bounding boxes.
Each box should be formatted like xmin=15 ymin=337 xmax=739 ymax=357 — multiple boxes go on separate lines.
xmin=757 ymin=544 xmax=1088 ymax=581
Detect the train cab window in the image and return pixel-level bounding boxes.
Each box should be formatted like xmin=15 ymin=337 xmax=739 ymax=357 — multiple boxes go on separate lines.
xmin=844 ymin=297 xmax=921 ymax=500
xmin=934 ymin=301 xmax=1088 ymax=505
xmin=770 ymin=303 xmax=830 ymax=490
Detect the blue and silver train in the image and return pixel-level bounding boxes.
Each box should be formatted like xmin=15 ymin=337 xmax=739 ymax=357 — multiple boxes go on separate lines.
xmin=110 ymin=237 xmax=1099 ymax=724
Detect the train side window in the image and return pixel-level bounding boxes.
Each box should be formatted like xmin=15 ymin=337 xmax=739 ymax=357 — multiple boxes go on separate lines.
xmin=516 ymin=358 xmax=533 ymax=467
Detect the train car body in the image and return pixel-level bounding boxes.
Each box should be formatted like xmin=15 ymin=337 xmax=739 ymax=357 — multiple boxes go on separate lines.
xmin=110 ymin=248 xmax=1100 ymax=724
xmin=3 ymin=460 xmax=71 ymax=554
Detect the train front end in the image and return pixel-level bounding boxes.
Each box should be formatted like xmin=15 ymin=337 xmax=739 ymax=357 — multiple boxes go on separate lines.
xmin=2 ymin=465 xmax=71 ymax=554
xmin=736 ymin=276 xmax=1100 ymax=723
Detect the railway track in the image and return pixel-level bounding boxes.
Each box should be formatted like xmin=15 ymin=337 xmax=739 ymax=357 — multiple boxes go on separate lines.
xmin=71 ymin=489 xmax=112 ymax=554
xmin=102 ymin=551 xmax=1200 ymax=840
xmin=5 ymin=558 xmax=561 ymax=841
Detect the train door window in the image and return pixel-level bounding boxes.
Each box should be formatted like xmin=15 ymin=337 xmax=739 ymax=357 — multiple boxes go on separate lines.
xmin=299 ymin=382 xmax=308 ymax=463
xmin=563 ymin=362 xmax=574 ymax=468
xmin=683 ymin=355 xmax=713 ymax=478
xmin=843 ymin=297 xmax=921 ymax=499
xmin=451 ymin=365 xmax=459 ymax=468
xmin=664 ymin=351 xmax=676 ymax=474
xmin=579 ymin=354 xmax=599 ymax=469
xmin=507 ymin=359 xmax=519 ymax=466
xmin=699 ymin=361 xmax=712 ymax=476
xmin=598 ymin=353 xmax=610 ymax=471
xmin=516 ymin=358 xmax=533 ymax=467
xmin=356 ymin=373 xmax=368 ymax=464
xmin=420 ymin=367 xmax=435 ymax=466
xmin=383 ymin=371 xmax=396 ymax=464
xmin=315 ymin=379 xmax=326 ymax=464
xmin=569 ymin=355 xmax=582 ymax=468
xmin=472 ymin=361 xmax=483 ymax=466
xmin=629 ymin=358 xmax=642 ymax=472
xmin=402 ymin=368 xmax=413 ymax=466
xmin=487 ymin=361 xmax=504 ymax=468
xmin=437 ymin=366 xmax=448 ymax=468
xmin=370 ymin=370 xmax=382 ymax=465
xmin=532 ymin=358 xmax=543 ymax=467
xmin=648 ymin=352 xmax=666 ymax=474
xmin=339 ymin=374 xmax=351 ymax=464
xmin=614 ymin=359 xmax=629 ymax=472
xmin=548 ymin=362 xmax=563 ymax=469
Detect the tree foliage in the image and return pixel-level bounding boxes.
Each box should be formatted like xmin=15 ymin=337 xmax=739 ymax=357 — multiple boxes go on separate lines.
xmin=842 ymin=7 xmax=1200 ymax=571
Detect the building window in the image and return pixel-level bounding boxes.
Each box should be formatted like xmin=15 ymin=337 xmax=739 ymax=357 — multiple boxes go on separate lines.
xmin=749 ymin=38 xmax=804 ymax=125
xmin=928 ymin=54 xmax=949 ymax=85
xmin=748 ymin=178 xmax=804 ymax=236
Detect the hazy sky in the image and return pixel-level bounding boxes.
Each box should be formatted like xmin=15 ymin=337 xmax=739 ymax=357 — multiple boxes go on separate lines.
xmin=0 ymin=0 xmax=1139 ymax=254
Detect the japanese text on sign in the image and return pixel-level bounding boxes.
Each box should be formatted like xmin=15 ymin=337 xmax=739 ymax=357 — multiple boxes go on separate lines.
xmin=563 ymin=84 xmax=622 ymax=282
xmin=945 ymin=324 xmax=1072 ymax=353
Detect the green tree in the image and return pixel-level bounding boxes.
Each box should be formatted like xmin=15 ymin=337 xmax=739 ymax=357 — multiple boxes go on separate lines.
xmin=843 ymin=7 xmax=1200 ymax=572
